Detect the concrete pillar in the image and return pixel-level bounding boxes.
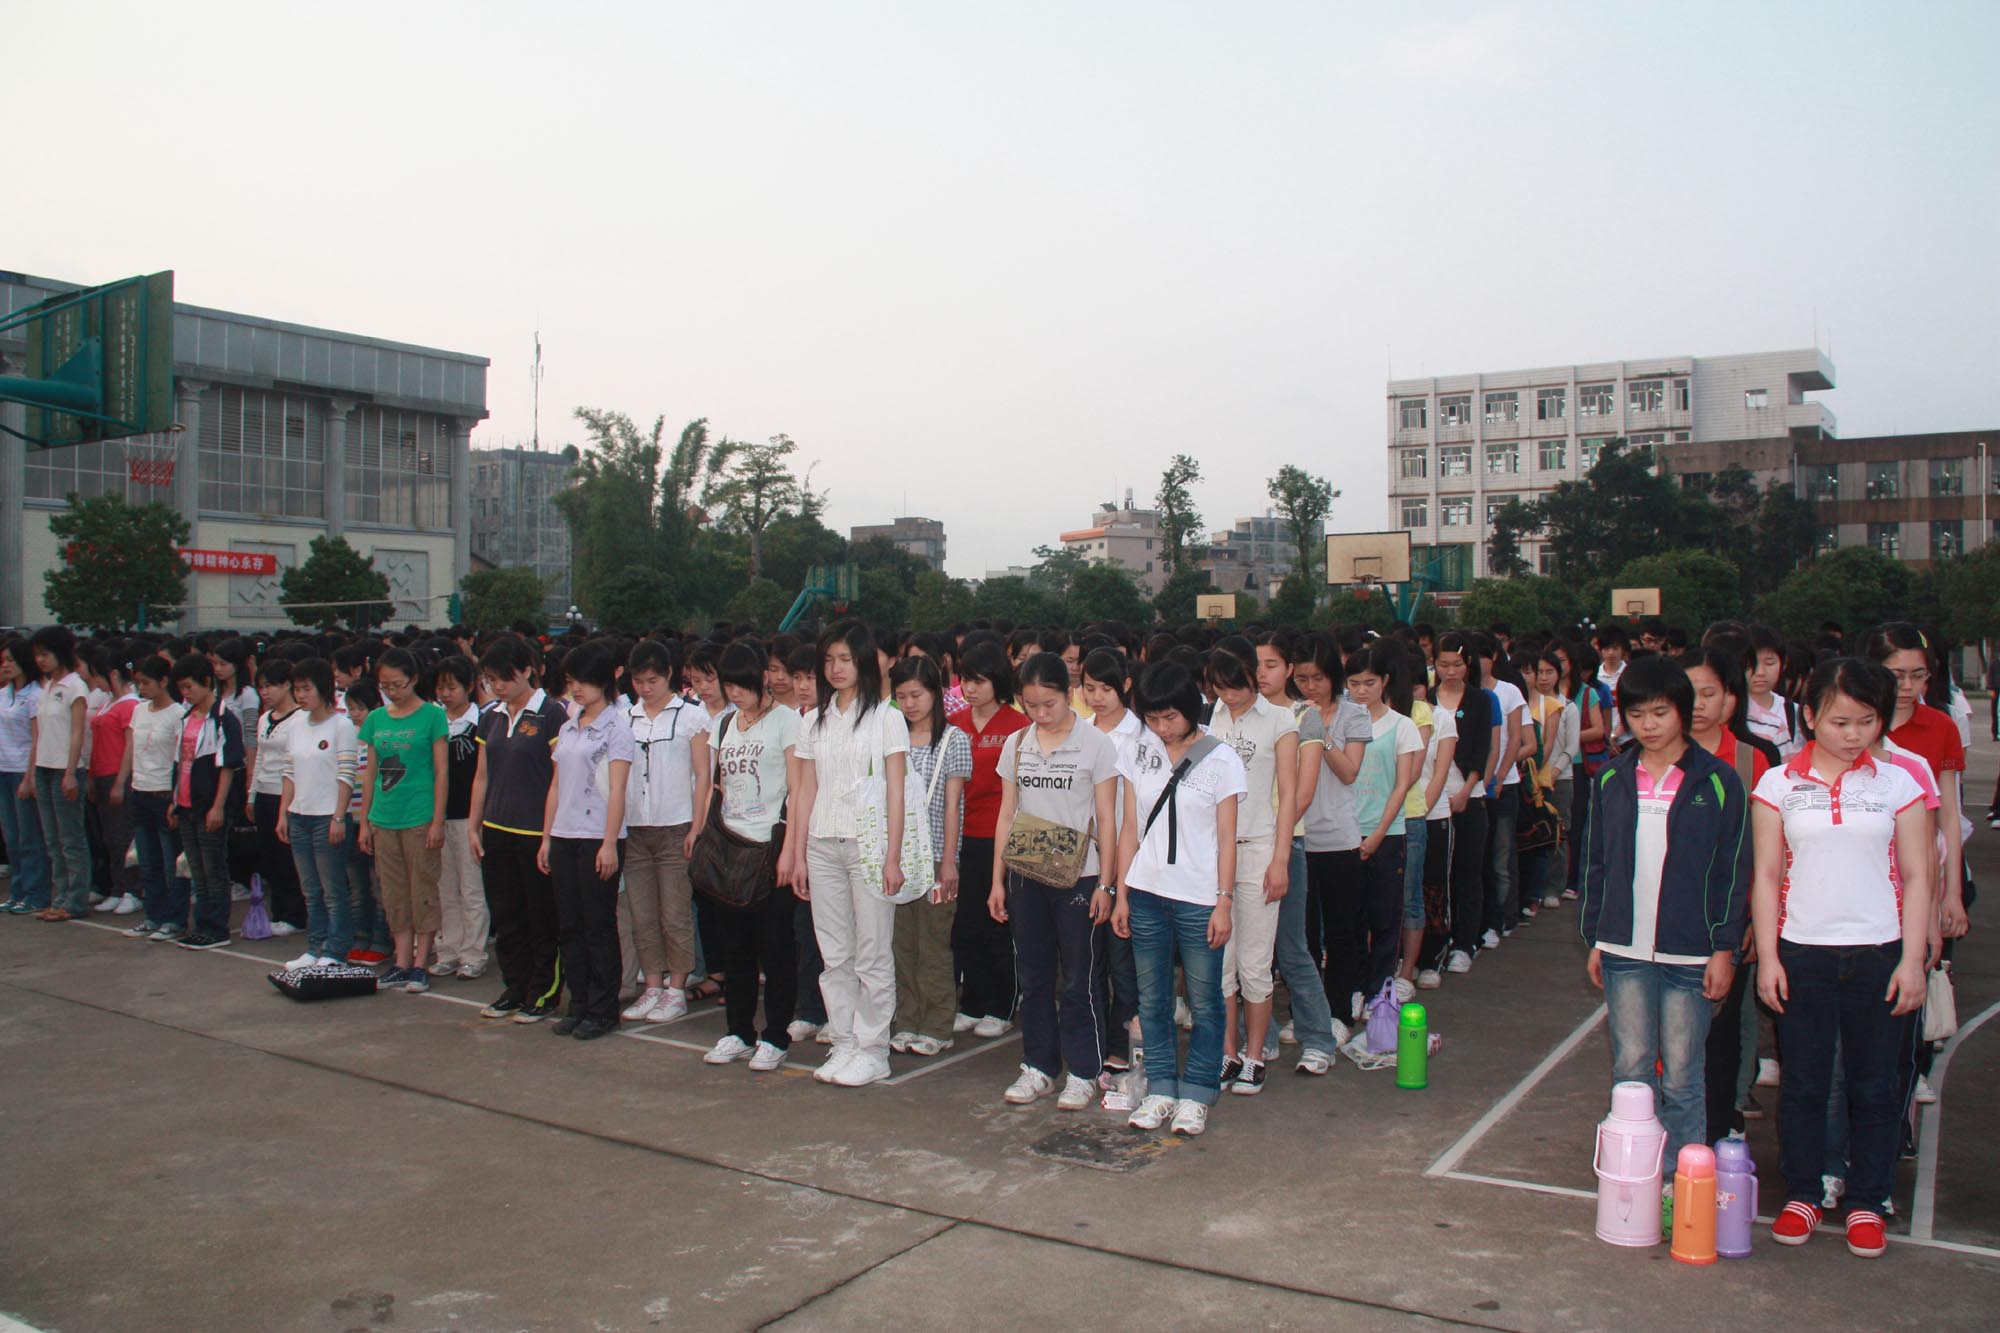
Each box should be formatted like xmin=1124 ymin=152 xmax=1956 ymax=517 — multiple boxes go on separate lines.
xmin=325 ymin=397 xmax=355 ymax=538
xmin=0 ymin=400 xmax=24 ymax=624
xmin=450 ymin=417 xmax=473 ymax=585
xmin=172 ymin=380 xmax=208 ymax=530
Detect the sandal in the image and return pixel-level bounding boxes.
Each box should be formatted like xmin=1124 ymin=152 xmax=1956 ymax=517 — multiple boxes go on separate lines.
xmin=686 ymin=978 xmax=723 ymax=1003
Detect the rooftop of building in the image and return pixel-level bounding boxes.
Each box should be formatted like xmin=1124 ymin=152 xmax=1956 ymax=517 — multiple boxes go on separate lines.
xmin=1388 ymin=347 xmax=1834 ymax=395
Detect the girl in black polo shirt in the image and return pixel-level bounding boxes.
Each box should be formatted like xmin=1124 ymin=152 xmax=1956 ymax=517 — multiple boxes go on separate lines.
xmin=469 ymin=636 xmax=570 ymax=1023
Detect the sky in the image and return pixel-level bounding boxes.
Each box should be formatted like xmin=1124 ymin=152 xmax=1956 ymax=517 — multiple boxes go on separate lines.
xmin=11 ymin=1 xmax=1998 ymax=579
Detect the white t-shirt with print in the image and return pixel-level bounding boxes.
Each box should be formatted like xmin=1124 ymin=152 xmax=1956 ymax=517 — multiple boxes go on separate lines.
xmin=716 ymin=705 xmax=802 ymax=843
xmin=997 ymin=718 xmax=1120 ymax=876
xmin=1206 ymin=694 xmax=1300 ymax=842
xmin=1419 ymin=705 xmax=1463 ymax=822
xmin=1753 ymin=751 xmax=1926 ymax=947
xmin=126 ymin=700 xmax=183 ymax=793
xmin=1490 ymin=679 xmax=1528 ymax=789
xmin=1120 ymin=732 xmax=1248 ymax=907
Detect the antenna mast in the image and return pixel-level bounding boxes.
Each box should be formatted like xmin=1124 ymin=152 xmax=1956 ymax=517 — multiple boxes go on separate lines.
xmin=531 ymin=331 xmax=544 ymax=451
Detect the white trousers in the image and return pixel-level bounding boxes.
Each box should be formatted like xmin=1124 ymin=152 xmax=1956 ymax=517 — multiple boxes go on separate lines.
xmin=806 ymin=836 xmax=898 ymax=1059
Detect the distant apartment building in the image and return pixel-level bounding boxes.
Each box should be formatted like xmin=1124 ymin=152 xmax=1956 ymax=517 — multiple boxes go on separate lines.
xmin=1200 ymin=510 xmax=1325 ymax=599
xmin=850 ymin=515 xmax=946 ymax=570
xmin=1060 ymin=492 xmax=1167 ymax=595
xmin=470 ymin=445 xmax=574 ymax=619
xmin=1385 ymin=349 xmax=1836 ymax=585
xmin=1658 ymin=429 xmax=1996 ymax=566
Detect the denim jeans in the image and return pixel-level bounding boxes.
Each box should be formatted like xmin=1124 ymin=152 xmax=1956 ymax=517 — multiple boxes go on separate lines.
xmin=1483 ymin=784 xmax=1520 ymax=933
xmin=175 ymin=803 xmax=235 ymax=939
xmin=1273 ymin=840 xmax=1337 ymax=1053
xmin=1 ymin=770 xmax=50 ymax=908
xmin=1774 ymin=940 xmax=1913 ymax=1210
xmin=288 ymin=813 xmax=353 ymax=960
xmin=1602 ymin=953 xmax=1712 ymax=1162
xmin=35 ymin=767 xmax=91 ymax=913
xmin=1401 ymin=817 xmax=1429 ymax=929
xmin=127 ymin=789 xmax=181 ymax=926
xmin=345 ymin=814 xmax=391 ymax=953
xmin=1129 ymin=888 xmax=1225 ymax=1106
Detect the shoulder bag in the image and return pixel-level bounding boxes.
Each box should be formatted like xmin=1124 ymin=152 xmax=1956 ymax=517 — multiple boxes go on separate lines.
xmin=688 ymin=713 xmax=778 ymax=910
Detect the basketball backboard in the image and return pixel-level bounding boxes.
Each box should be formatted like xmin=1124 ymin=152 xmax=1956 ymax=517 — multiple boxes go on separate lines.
xmin=1196 ymin=594 xmax=1237 ymax=622
xmin=0 ymin=271 xmax=175 ymax=448
xmin=1325 ymin=530 xmax=1412 ymax=585
xmin=1611 ymin=587 xmax=1662 ymax=617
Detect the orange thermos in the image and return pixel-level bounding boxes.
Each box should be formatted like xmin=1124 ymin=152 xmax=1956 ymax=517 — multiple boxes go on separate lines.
xmin=1671 ymin=1144 xmax=1718 ymax=1265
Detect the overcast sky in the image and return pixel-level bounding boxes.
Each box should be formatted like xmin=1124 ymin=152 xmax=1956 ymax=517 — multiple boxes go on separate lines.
xmin=13 ymin=1 xmax=1997 ymax=578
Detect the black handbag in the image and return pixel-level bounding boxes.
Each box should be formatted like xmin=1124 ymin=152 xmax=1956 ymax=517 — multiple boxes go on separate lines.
xmin=687 ymin=713 xmax=778 ymax=909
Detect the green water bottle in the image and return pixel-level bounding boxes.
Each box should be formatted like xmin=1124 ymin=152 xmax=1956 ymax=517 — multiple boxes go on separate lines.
xmin=1396 ymin=1002 xmax=1429 ymax=1089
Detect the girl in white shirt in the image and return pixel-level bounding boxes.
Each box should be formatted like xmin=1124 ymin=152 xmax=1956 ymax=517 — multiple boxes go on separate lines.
xmin=1346 ymin=645 xmax=1423 ymax=1008
xmin=276 ymin=657 xmax=359 ymax=968
xmin=1081 ymin=648 xmax=1145 ymax=1071
xmin=620 ymin=638 xmax=702 ymax=1024
xmin=0 ymin=640 xmax=50 ymax=914
xmin=29 ymin=626 xmax=92 ymax=920
xmin=113 ymin=655 xmax=183 ymax=936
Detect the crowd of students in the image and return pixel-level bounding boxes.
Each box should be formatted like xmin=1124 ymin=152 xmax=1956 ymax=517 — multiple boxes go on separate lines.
xmin=0 ymin=610 xmax=1980 ymax=1255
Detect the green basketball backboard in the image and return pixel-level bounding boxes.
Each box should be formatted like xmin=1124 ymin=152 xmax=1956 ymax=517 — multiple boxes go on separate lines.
xmin=0 ymin=270 xmax=175 ymax=448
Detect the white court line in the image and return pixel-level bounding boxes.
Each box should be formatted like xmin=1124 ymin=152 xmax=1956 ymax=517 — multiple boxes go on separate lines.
xmin=1911 ymin=995 xmax=2000 ymax=1241
xmin=1424 ymin=1004 xmax=1606 ymax=1178
xmin=882 ymin=1029 xmax=1022 ymax=1086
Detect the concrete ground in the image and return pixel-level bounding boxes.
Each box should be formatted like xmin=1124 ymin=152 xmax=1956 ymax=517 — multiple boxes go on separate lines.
xmin=5 ymin=746 xmax=2000 ymax=1331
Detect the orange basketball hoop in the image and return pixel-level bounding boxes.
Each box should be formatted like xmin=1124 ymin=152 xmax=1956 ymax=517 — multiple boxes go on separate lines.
xmin=124 ymin=425 xmax=181 ymax=489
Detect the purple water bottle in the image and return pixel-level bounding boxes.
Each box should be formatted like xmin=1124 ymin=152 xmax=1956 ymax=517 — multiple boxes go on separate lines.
xmin=1713 ymin=1137 xmax=1759 ymax=1259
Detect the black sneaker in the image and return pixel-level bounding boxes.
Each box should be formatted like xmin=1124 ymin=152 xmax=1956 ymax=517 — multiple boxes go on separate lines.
xmin=551 ymin=1015 xmax=583 ymax=1036
xmin=511 ymin=999 xmax=554 ymax=1025
xmin=1230 ymin=1059 xmax=1268 ymax=1096
xmin=177 ymin=932 xmax=231 ymax=950
xmin=573 ymin=1018 xmax=615 ymax=1041
xmin=1219 ymin=1054 xmax=1244 ymax=1087
xmin=480 ymin=995 xmax=523 ymax=1019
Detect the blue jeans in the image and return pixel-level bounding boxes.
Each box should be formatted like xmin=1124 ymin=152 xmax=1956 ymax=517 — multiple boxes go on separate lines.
xmin=176 ymin=803 xmax=235 ymax=938
xmin=1096 ymin=911 xmax=1139 ymax=1062
xmin=1401 ymin=817 xmax=1428 ymax=929
xmin=1129 ymin=889 xmax=1225 ymax=1106
xmin=1 ymin=770 xmax=50 ymax=908
xmin=1274 ymin=841 xmax=1337 ymax=1054
xmin=1483 ymin=785 xmax=1520 ymax=933
xmin=344 ymin=814 xmax=390 ymax=953
xmin=288 ymin=814 xmax=354 ymax=960
xmin=1602 ymin=953 xmax=1712 ymax=1162
xmin=35 ymin=767 xmax=91 ymax=913
xmin=127 ymin=789 xmax=181 ymax=926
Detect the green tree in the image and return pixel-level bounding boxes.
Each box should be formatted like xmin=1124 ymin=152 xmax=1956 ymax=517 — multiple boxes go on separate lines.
xmin=707 ymin=434 xmax=803 ymax=580
xmin=724 ymin=576 xmax=795 ymax=630
xmin=1486 ymin=499 xmax=1536 ymax=579
xmin=593 ymin=566 xmax=683 ymax=634
xmin=851 ymin=537 xmax=928 ymax=596
xmin=1610 ymin=549 xmax=1743 ymax=633
xmin=1455 ymin=575 xmax=1584 ymax=636
xmin=1319 ymin=588 xmax=1397 ymax=633
xmin=1156 ymin=454 xmax=1204 ymax=574
xmin=1525 ymin=440 xmax=1715 ymax=585
xmin=554 ymin=410 xmax=664 ymax=619
xmin=280 ymin=536 xmax=391 ymax=629
xmin=851 ymin=567 xmax=909 ymax=628
xmin=1266 ymin=571 xmax=1319 ymax=627
xmin=1066 ymin=562 xmax=1151 ymax=626
xmin=42 ymin=493 xmax=190 ymax=629
xmin=909 ymin=569 xmax=975 ymax=630
xmin=1755 ymin=545 xmax=1915 ymax=639
xmin=1932 ymin=542 xmax=2000 ymax=650
xmin=1707 ymin=469 xmax=1817 ymax=599
xmin=458 ymin=566 xmax=546 ymax=632
xmin=760 ymin=512 xmax=849 ymax=594
xmin=972 ymin=575 xmax=1061 ymax=627
xmin=1151 ymin=564 xmax=1212 ymax=626
xmin=1027 ymin=543 xmax=1088 ymax=602
xmin=1266 ymin=464 xmax=1338 ymax=589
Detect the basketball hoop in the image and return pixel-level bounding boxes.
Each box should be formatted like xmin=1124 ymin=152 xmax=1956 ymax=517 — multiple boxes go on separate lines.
xmin=124 ymin=425 xmax=181 ymax=489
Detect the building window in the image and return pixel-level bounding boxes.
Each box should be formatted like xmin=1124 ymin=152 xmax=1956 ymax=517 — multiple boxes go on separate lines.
xmin=1865 ymin=461 xmax=1900 ymax=500
xmin=1399 ymin=399 xmax=1429 ymax=430
xmin=1400 ymin=498 xmax=1429 ymax=528
xmin=1538 ymin=438 xmax=1567 ymax=471
xmin=1485 ymin=442 xmax=1520 ymax=475
xmin=199 ymin=388 xmax=327 ymax=519
xmin=1672 ymin=431 xmax=1691 ymax=444
xmin=1814 ymin=525 xmax=1839 ymax=556
xmin=1535 ymin=387 xmax=1566 ymax=422
xmin=1441 ymin=497 xmax=1473 ymax=527
xmin=1399 ymin=447 xmax=1429 ymax=479
xmin=1681 ymin=472 xmax=1713 ymax=493
xmin=1439 ymin=394 xmax=1473 ymax=427
xmin=1579 ymin=437 xmax=1609 ymax=470
xmin=1672 ymin=378 xmax=1690 ymax=411
xmin=1744 ymin=388 xmax=1768 ymax=410
xmin=1578 ymin=383 xmax=1614 ymax=417
xmin=1931 ymin=520 xmax=1964 ymax=558
xmin=1929 ymin=457 xmax=1964 ymax=495
xmin=1867 ymin=522 xmax=1901 ymax=558
xmin=1803 ymin=463 xmax=1839 ymax=501
xmin=1629 ymin=380 xmax=1665 ymax=414
xmin=24 ymin=434 xmax=154 ymax=503
xmin=1484 ymin=391 xmax=1520 ymax=425
xmin=1629 ymin=432 xmax=1666 ymax=449
xmin=347 ymin=407 xmax=453 ymax=529
xmin=1485 ymin=495 xmax=1520 ymax=526
xmin=1538 ymin=546 xmax=1559 ymax=576
xmin=1439 ymin=444 xmax=1472 ymax=477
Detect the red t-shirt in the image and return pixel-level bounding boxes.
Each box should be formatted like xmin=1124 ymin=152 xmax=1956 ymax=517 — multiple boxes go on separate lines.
xmin=1714 ymin=730 xmax=1770 ymax=790
xmin=1888 ymin=704 xmax=1965 ymax=783
xmin=89 ymin=695 xmax=140 ymax=778
xmin=953 ymin=704 xmax=1030 ymax=838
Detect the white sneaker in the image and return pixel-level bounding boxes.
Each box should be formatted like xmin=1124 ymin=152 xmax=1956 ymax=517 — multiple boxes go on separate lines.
xmin=1003 ymin=1064 xmax=1055 ymax=1104
xmin=1278 ymin=1022 xmax=1296 ymax=1045
xmin=748 ymin=1040 xmax=788 ymax=1072
xmin=1175 ymin=996 xmax=1193 ymax=1030
xmin=1350 ymin=991 xmax=1365 ymax=1022
xmin=1756 ymin=1058 xmax=1781 ymax=1088
xmin=1480 ymin=929 xmax=1500 ymax=950
xmin=1914 ymin=1076 xmax=1938 ymax=1105
xmin=813 ymin=1047 xmax=857 ymax=1083
xmin=1446 ymin=950 xmax=1473 ymax=974
xmin=111 ymin=893 xmax=142 ymax=915
xmin=1056 ymin=1073 xmax=1096 ymax=1111
xmin=972 ymin=1015 xmax=1012 ymax=1040
xmin=703 ymin=1034 xmax=754 ymax=1065
xmin=1821 ymin=1174 xmax=1846 ymax=1210
xmin=1540 ymin=894 xmax=1562 ymax=909
xmin=456 ymin=963 xmax=487 ymax=980
xmin=283 ymin=951 xmax=318 ymax=970
xmin=647 ymin=987 xmax=689 ymax=1022
xmin=952 ymin=1011 xmax=979 ymax=1034
xmin=231 ymin=882 xmax=251 ymax=902
xmin=1127 ymin=1094 xmax=1179 ymax=1130
xmin=623 ymin=987 xmax=667 ymax=1021
xmin=1169 ymin=1100 xmax=1210 ymax=1136
xmin=814 ymin=1026 xmax=837 ymax=1045
xmin=92 ymin=894 xmax=119 ymax=913
xmin=122 ymin=921 xmax=158 ymax=938
xmin=832 ymin=1053 xmax=890 ymax=1087
xmin=1416 ymin=969 xmax=1443 ymax=990
xmin=906 ymin=1034 xmax=952 ymax=1057
xmin=268 ymin=921 xmax=297 ymax=936
xmin=889 ymin=1030 xmax=917 ymax=1053
xmin=313 ymin=955 xmax=344 ymax=967
xmin=1329 ymin=1018 xmax=1352 ymax=1047
xmin=787 ymin=1019 xmax=822 ymax=1043
xmin=1296 ymin=1048 xmax=1334 ymax=1075
xmin=1393 ymin=976 xmax=1416 ymax=1004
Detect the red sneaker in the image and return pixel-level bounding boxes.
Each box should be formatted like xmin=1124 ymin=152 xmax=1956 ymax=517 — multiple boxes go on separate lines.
xmin=1845 ymin=1209 xmax=1887 ymax=1258
xmin=347 ymin=949 xmax=388 ymax=965
xmin=1773 ymin=1200 xmax=1822 ymax=1245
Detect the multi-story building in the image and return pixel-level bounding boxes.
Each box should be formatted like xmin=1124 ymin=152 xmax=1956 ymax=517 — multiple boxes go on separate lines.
xmin=1199 ymin=509 xmax=1325 ymax=599
xmin=0 ymin=270 xmax=488 ymax=628
xmin=1059 ymin=492 xmax=1167 ymax=595
xmin=850 ymin=515 xmax=946 ymax=570
xmin=1385 ymin=349 xmax=1835 ymax=585
xmin=1659 ymin=429 xmax=1996 ymax=565
xmin=470 ymin=444 xmax=574 ymax=619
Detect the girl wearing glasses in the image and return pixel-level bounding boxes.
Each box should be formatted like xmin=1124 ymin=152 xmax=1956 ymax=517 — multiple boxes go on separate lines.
xmin=621 ymin=639 xmax=703 ymax=1024
xmin=357 ymin=648 xmax=449 ymax=992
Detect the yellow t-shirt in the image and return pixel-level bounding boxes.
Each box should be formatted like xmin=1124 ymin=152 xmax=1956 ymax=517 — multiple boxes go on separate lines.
xmin=1403 ymin=700 xmax=1434 ymax=819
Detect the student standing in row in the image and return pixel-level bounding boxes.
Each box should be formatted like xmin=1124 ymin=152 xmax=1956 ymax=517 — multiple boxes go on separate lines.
xmin=275 ymin=658 xmax=358 ymax=968
xmin=246 ymin=660 xmax=305 ymax=936
xmin=1287 ymin=634 xmax=1368 ymax=1067
xmin=29 ymin=627 xmax=91 ymax=922
xmin=84 ymin=650 xmax=141 ymax=914
xmin=1080 ymin=648 xmax=1146 ymax=1069
xmin=950 ymin=642 xmax=1028 ymax=1038
xmin=166 ymin=654 xmax=244 ymax=949
xmin=621 ymin=639 xmax=701 ymax=1024
xmin=430 ymin=656 xmax=489 ymax=980
xmin=1345 ymin=646 xmax=1422 ymax=1010
xmin=114 ymin=655 xmax=184 ymax=938
xmin=0 ymin=641 xmax=49 ymax=915
xmin=889 ymin=655 xmax=971 ymax=1059
xmin=358 ymin=649 xmax=449 ymax=992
